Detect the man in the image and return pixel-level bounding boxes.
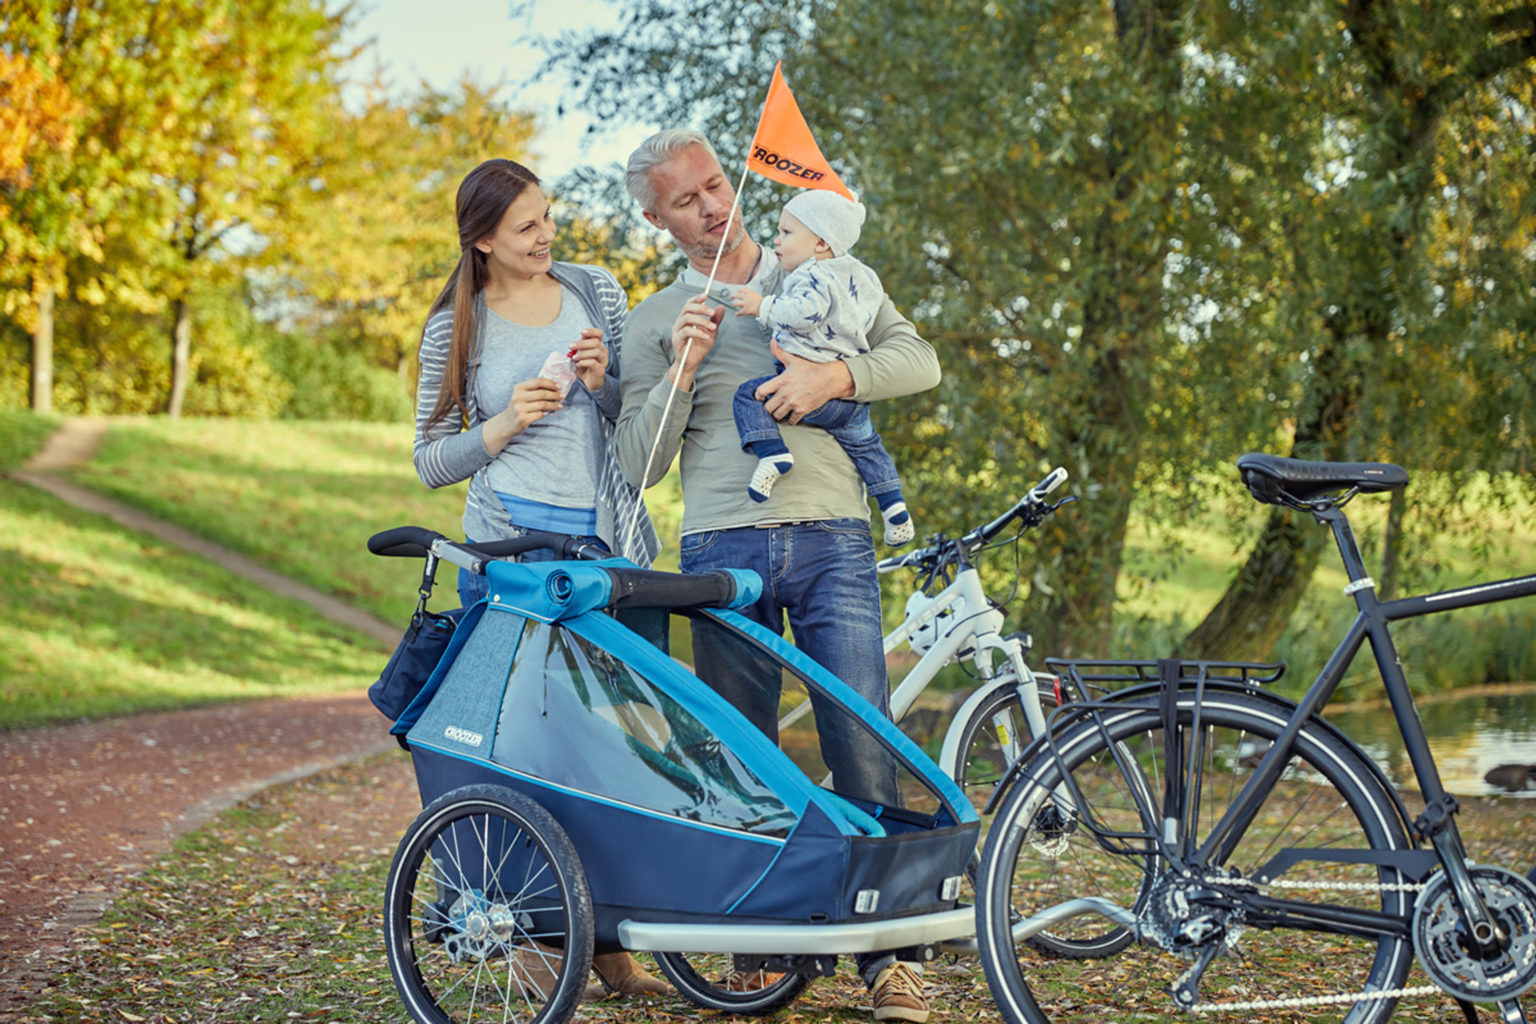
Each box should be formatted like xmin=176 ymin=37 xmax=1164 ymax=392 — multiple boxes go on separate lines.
xmin=615 ymin=128 xmax=940 ymax=1024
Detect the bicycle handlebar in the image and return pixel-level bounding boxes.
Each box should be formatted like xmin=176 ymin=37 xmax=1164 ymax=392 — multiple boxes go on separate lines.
xmin=877 ymin=467 xmax=1072 ymax=575
xmin=367 ymin=526 xmax=606 ymax=572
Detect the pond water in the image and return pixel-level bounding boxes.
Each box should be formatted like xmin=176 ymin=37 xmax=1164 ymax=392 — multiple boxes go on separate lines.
xmin=1324 ymin=683 xmax=1536 ymax=799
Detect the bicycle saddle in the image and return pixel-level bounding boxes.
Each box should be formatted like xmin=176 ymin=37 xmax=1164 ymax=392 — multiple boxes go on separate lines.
xmin=1237 ymin=452 xmax=1409 ymax=505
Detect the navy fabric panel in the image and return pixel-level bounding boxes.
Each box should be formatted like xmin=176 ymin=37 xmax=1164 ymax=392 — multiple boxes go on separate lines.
xmin=393 ymin=599 xmax=488 ymax=735
xmin=729 ymin=803 xmax=978 ymax=923
xmin=409 ymin=747 xmax=783 ymax=941
xmin=840 ymin=822 xmax=977 ymax=917
xmin=726 ymin=801 xmax=849 ymax=920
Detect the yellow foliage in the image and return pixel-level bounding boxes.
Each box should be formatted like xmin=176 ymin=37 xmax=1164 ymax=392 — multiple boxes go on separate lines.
xmin=0 ymin=51 xmax=82 ymax=188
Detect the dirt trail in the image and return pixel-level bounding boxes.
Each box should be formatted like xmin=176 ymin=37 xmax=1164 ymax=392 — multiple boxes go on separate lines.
xmin=1 ymin=418 xmax=407 ymax=1010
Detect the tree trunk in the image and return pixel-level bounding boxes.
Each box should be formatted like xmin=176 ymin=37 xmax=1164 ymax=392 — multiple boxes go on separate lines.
xmin=1178 ymin=331 xmax=1359 ymax=661
xmin=1175 ymin=506 xmax=1328 ymax=660
xmin=30 ymin=284 xmax=55 ymax=414
xmin=167 ymin=297 xmax=192 ymax=417
xmin=1026 ymin=0 xmax=1181 ymax=660
xmin=1031 ymin=456 xmax=1139 ymax=658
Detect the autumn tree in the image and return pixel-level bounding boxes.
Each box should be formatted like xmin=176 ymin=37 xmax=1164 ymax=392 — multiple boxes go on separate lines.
xmin=130 ymin=0 xmax=349 ymax=416
xmin=1178 ymin=0 xmax=1536 ymax=658
xmin=2 ymin=0 xmax=352 ymax=416
xmin=272 ymin=78 xmax=541 ymax=380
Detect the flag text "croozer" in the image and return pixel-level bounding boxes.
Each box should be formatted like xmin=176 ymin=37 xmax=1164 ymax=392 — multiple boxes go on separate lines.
xmin=750 ymin=147 xmax=827 ymax=183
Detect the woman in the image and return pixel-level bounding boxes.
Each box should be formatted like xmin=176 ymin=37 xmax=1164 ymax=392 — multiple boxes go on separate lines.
xmin=411 ymin=158 xmax=667 ymax=998
xmin=414 ymin=158 xmax=659 ymax=608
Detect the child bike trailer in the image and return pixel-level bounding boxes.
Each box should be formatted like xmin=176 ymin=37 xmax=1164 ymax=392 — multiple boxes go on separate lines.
xmin=373 ymin=531 xmax=978 ymax=1024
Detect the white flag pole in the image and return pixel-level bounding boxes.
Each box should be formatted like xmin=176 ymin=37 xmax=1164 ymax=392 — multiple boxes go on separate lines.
xmin=622 ymin=150 xmax=757 ymax=551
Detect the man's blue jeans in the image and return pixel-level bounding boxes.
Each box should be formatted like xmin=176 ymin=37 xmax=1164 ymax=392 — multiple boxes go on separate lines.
xmin=733 ymin=373 xmax=902 ymax=500
xmin=679 ymin=518 xmax=900 ymax=807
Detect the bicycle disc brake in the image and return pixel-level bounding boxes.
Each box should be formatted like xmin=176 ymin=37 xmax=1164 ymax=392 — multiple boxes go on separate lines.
xmin=1024 ymin=801 xmax=1076 ymax=858
xmin=1412 ymin=864 xmax=1536 ymax=1003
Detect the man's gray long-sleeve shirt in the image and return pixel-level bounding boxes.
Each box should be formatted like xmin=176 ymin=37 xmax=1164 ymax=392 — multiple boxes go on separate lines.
xmin=616 ymin=261 xmax=940 ymax=537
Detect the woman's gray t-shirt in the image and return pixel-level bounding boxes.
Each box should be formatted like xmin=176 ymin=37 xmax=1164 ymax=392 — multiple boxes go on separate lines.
xmin=476 ymin=290 xmax=599 ymax=511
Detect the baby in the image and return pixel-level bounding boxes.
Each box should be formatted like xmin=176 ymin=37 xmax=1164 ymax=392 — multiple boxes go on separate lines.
xmin=731 ymin=190 xmax=913 ymax=546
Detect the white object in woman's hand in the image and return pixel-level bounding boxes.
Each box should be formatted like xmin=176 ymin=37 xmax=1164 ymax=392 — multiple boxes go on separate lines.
xmin=539 ymin=349 xmax=579 ymax=400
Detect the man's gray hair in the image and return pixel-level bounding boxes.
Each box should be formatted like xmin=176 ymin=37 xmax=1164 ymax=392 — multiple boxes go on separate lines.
xmin=625 ymin=129 xmax=721 ymax=212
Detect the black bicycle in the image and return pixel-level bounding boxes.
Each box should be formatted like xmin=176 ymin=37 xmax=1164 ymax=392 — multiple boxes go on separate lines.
xmin=974 ymin=453 xmax=1536 ymax=1024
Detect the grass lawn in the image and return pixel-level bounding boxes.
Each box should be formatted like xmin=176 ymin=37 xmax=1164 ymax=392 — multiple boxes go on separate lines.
xmin=0 ymin=479 xmax=387 ymax=729
xmin=64 ymin=416 xmax=687 ymax=625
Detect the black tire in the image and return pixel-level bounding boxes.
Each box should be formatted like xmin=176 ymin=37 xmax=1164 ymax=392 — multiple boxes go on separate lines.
xmin=949 ymin=679 xmax=1154 ymax=958
xmin=384 ymin=784 xmax=594 ymax=1024
xmin=948 ymin=678 xmax=1052 ymax=817
xmin=976 ymin=689 xmax=1415 ymax=1024
xmin=653 ymin=952 xmax=811 ymax=1014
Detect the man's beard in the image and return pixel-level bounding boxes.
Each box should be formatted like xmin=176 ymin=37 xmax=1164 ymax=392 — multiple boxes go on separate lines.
xmin=686 ymin=220 xmax=746 ymax=263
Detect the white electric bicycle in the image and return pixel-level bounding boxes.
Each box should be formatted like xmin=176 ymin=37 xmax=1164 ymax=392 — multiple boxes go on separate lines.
xmin=879 ymin=467 xmax=1074 ymax=819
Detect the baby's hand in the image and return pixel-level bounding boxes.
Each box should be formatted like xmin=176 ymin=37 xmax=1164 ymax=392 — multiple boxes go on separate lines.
xmin=731 ymin=287 xmax=763 ymax=317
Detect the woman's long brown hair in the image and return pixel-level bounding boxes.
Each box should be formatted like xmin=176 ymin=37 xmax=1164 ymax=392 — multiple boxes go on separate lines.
xmin=421 ymin=159 xmax=542 ymax=430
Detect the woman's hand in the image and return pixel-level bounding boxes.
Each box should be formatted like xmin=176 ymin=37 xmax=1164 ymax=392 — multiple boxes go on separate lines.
xmin=668 ymin=294 xmax=725 ymax=391
xmin=570 ymin=327 xmax=609 ymax=392
xmin=483 ymin=377 xmax=564 ymax=455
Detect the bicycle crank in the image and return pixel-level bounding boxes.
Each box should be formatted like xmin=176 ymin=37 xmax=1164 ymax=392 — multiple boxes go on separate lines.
xmin=1412 ymin=864 xmax=1536 ymax=1005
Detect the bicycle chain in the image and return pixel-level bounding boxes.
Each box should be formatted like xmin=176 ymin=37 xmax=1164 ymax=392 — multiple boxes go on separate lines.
xmin=1187 ymin=983 xmax=1442 ymax=1013
xmin=1236 ymin=876 xmax=1426 ymax=894
xmin=1178 ymin=874 xmax=1433 ymax=1012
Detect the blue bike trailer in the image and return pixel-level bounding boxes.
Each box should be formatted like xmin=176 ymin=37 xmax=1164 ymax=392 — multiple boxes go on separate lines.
xmin=399 ymin=557 xmax=978 ymax=947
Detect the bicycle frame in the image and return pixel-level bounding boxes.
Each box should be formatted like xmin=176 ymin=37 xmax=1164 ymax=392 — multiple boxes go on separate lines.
xmin=1189 ymin=502 xmax=1536 ymax=947
xmin=780 ymin=554 xmax=1052 ymax=747
xmin=885 ymin=563 xmax=1031 ymax=722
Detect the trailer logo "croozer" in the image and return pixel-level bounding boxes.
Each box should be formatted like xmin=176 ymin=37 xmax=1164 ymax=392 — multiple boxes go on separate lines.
xmin=750 ymin=147 xmax=826 ymax=184
xmin=444 ymin=725 xmax=484 ymax=747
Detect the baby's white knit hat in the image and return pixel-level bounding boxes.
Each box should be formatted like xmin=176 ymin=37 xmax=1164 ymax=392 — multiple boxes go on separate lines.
xmin=784 ymin=190 xmax=866 ymax=257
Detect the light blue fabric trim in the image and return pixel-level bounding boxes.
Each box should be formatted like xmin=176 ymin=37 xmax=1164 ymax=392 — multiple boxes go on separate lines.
xmin=707 ymin=608 xmax=979 ymax=826
xmin=485 ymin=559 xmax=614 ymax=622
xmin=485 ymin=557 xmax=763 ymax=622
xmin=492 ymin=492 xmax=599 ymax=534
xmin=408 ymin=741 xmax=787 ymax=847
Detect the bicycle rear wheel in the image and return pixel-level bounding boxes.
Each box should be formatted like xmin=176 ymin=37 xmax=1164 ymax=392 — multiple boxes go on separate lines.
xmin=948 ymin=677 xmax=1155 ymax=958
xmin=976 ymin=688 xmax=1415 ymax=1024
xmin=652 ymin=952 xmax=811 ymax=1014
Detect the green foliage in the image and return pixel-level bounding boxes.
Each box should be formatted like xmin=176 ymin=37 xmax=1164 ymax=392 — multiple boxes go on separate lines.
xmin=263 ymin=330 xmax=412 ymax=423
xmin=537 ymin=0 xmax=1536 ymax=658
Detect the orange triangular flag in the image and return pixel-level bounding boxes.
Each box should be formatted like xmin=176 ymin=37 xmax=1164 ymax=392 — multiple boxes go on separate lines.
xmin=745 ymin=62 xmax=854 ymax=200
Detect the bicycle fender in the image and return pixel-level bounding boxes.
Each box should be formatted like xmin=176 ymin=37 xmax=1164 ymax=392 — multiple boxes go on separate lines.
xmin=938 ymin=675 xmax=1051 ymax=786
